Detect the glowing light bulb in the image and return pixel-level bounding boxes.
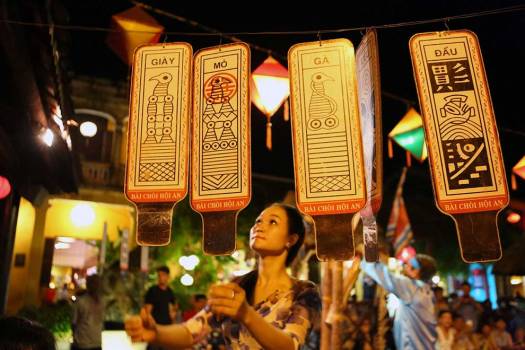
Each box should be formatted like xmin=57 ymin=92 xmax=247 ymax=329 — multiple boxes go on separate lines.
xmin=180 ymin=273 xmax=194 ymax=286
xmin=70 ymin=203 xmax=95 ymax=227
xmin=80 ymin=121 xmax=98 ymax=137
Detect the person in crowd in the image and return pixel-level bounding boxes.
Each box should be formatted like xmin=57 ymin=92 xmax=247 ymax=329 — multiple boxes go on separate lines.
xmin=513 ymin=327 xmax=525 ymax=348
xmin=0 ymin=316 xmax=56 ymax=350
xmin=183 ymin=294 xmax=208 ymax=321
xmin=475 ymin=323 xmax=498 ymax=350
xmin=452 ymin=313 xmax=476 ymax=350
xmin=436 ymin=310 xmax=455 ymax=350
xmin=490 ymin=317 xmax=513 ymax=349
xmin=453 ymin=282 xmax=483 ymax=331
xmin=125 ymin=203 xmax=321 ymax=350
xmin=434 ymin=286 xmax=451 ymax=314
xmin=360 ymin=251 xmax=438 ymax=349
xmin=479 ymin=299 xmax=496 ymax=327
xmin=144 ymin=266 xmax=177 ymax=326
xmin=72 ymin=274 xmax=104 ymax=350
xmin=353 ymin=317 xmax=373 ymax=350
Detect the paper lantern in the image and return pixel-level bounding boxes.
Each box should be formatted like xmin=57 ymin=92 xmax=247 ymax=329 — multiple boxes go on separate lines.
xmin=388 ymin=107 xmax=428 ymax=165
xmin=511 ymin=155 xmax=525 ymax=190
xmin=0 ymin=176 xmax=11 ymax=199
xmin=397 ymin=245 xmax=416 ymax=263
xmin=250 ymin=56 xmax=290 ymax=150
xmin=106 ymin=6 xmax=164 ymax=65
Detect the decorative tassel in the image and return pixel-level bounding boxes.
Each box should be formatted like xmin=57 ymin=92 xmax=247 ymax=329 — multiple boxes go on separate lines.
xmin=406 ymin=150 xmax=412 ymax=167
xmin=388 ymin=138 xmax=393 ymax=158
xmin=283 ymin=98 xmax=290 ymax=122
xmin=512 ymin=173 xmax=517 ymax=190
xmin=266 ymin=116 xmax=272 ymax=150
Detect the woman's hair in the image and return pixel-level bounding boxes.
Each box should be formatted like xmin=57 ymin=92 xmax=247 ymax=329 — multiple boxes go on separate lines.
xmin=237 ymin=203 xmax=306 ymax=303
xmin=0 ymin=316 xmax=56 ymax=350
xmin=275 ymin=203 xmax=306 ymax=267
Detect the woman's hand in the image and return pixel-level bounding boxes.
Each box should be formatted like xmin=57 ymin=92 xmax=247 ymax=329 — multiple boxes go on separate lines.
xmin=124 ymin=307 xmax=158 ymax=343
xmin=208 ymin=283 xmax=249 ymax=322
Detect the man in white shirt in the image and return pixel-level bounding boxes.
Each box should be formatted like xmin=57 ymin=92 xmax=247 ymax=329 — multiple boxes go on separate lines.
xmin=361 ymin=253 xmax=438 ymax=350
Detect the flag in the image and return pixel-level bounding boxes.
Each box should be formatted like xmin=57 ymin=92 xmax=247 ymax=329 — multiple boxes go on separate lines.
xmin=120 ymin=228 xmax=129 ymax=271
xmin=386 ymin=167 xmax=413 ymax=257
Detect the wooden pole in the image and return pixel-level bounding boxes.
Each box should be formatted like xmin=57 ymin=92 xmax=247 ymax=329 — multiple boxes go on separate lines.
xmin=331 ymin=260 xmax=344 ymax=350
xmin=373 ymin=285 xmax=388 ymax=350
xmin=320 ymin=261 xmax=332 ymax=350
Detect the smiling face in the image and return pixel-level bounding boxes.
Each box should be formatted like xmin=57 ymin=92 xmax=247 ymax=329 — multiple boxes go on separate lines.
xmin=249 ymin=205 xmax=298 ymax=259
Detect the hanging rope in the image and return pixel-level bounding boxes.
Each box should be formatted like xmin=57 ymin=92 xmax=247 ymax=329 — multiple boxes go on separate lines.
xmin=0 ymin=3 xmax=523 ymax=62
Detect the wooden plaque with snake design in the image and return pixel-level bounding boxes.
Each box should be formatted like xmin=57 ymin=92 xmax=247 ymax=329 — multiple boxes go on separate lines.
xmin=126 ymin=42 xmax=192 ymax=246
xmin=191 ymin=43 xmax=251 ymax=255
xmin=289 ymin=38 xmax=366 ymax=261
xmin=410 ymin=30 xmax=508 ymax=262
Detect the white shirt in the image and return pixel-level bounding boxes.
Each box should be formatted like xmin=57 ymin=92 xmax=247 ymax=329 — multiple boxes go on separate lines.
xmin=436 ymin=326 xmax=455 ymax=350
xmin=361 ymin=262 xmax=437 ymax=350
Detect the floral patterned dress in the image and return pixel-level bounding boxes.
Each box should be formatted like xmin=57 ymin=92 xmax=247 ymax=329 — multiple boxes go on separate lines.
xmin=184 ymin=278 xmax=320 ymax=350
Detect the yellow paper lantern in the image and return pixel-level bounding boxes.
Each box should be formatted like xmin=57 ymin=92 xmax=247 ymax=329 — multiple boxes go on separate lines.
xmin=388 ymin=107 xmax=428 ymax=166
xmin=250 ymin=56 xmax=290 ymax=150
xmin=512 ymin=155 xmax=525 ymax=190
xmin=106 ymin=6 xmax=164 ymax=65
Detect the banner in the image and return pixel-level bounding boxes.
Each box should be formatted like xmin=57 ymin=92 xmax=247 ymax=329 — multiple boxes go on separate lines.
xmin=289 ymin=38 xmax=366 ymax=260
xmin=125 ymin=42 xmax=192 ymax=245
xmin=410 ymin=30 xmax=508 ymax=262
xmin=356 ymin=29 xmax=383 ymax=261
xmin=191 ymin=43 xmax=251 ymax=255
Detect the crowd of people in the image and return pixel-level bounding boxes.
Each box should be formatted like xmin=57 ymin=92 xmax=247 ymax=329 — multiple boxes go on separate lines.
xmin=1 ymin=202 xmax=525 ymax=350
xmin=433 ymin=283 xmax=525 ymax=350
xmin=327 ymin=279 xmax=525 ymax=350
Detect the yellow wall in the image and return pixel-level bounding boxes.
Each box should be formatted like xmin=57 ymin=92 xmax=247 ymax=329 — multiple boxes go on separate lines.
xmin=45 ymin=199 xmax=134 ymax=242
xmin=6 ymin=198 xmax=36 ymax=314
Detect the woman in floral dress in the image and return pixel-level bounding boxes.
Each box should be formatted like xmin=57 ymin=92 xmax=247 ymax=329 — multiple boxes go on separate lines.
xmin=126 ymin=203 xmax=321 ymax=350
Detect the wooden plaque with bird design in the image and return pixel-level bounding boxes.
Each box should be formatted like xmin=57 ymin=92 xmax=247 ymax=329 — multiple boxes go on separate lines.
xmin=191 ymin=43 xmax=251 ymax=255
xmin=357 ymin=29 xmax=383 ymax=262
xmin=289 ymin=38 xmax=366 ymax=261
xmin=126 ymin=42 xmax=193 ymax=246
xmin=410 ymin=30 xmax=509 ymax=262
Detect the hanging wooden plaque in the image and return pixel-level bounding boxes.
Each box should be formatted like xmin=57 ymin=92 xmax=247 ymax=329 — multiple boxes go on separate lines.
xmin=410 ymin=30 xmax=509 ymax=262
xmin=356 ymin=29 xmax=383 ymax=262
xmin=289 ymin=38 xmax=366 ymax=261
xmin=191 ymin=43 xmax=251 ymax=255
xmin=125 ymin=42 xmax=192 ymax=246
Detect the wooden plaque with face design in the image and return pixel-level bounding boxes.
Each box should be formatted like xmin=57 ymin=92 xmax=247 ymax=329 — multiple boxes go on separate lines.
xmin=191 ymin=43 xmax=251 ymax=255
xmin=126 ymin=42 xmax=192 ymax=246
xmin=410 ymin=30 xmax=508 ymax=262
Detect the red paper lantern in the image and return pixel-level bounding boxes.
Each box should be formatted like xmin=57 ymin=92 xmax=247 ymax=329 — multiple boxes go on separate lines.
xmin=0 ymin=176 xmax=11 ymax=199
xmin=397 ymin=245 xmax=416 ymax=263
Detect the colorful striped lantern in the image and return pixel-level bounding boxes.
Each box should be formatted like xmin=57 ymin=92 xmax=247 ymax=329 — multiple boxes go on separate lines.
xmin=388 ymin=107 xmax=428 ymax=166
xmin=250 ymin=56 xmax=290 ymax=150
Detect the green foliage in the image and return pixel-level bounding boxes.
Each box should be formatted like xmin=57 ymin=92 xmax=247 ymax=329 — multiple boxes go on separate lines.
xmin=147 ymin=197 xmax=258 ymax=310
xmin=99 ymin=232 xmax=146 ymax=322
xmin=99 ymin=197 xmax=263 ymax=314
xmin=18 ymin=301 xmax=72 ymax=340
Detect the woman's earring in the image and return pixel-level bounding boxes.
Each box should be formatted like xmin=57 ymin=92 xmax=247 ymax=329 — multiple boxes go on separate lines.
xmin=286 ymin=243 xmax=291 ymax=249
